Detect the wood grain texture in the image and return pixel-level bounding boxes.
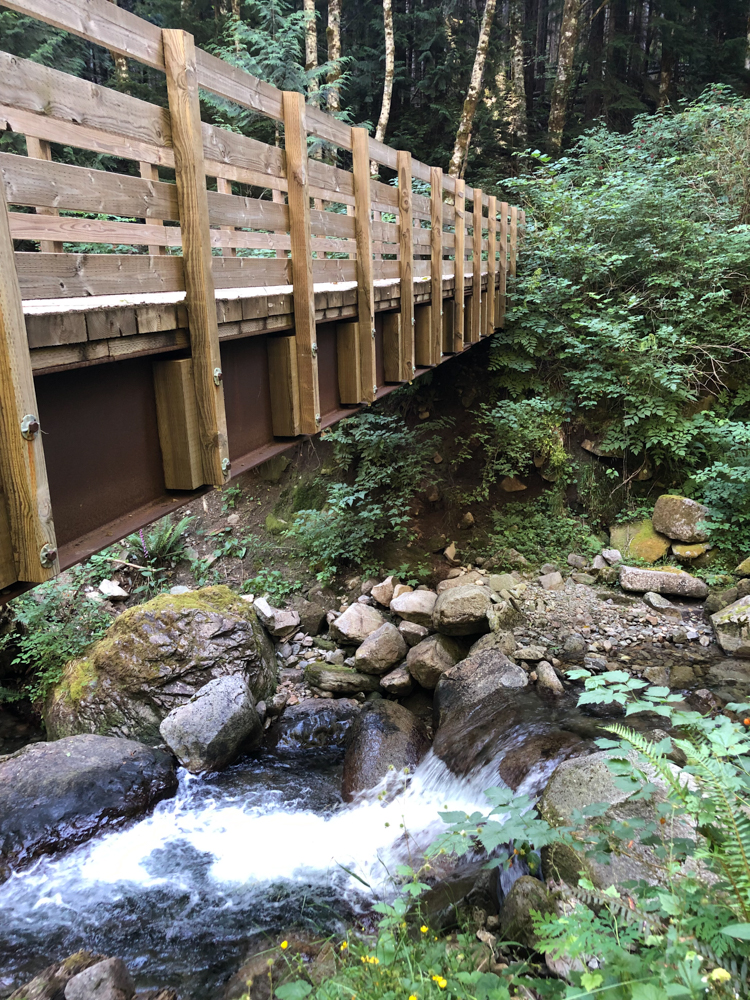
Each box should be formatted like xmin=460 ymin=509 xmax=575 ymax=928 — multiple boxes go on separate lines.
xmin=163 ymin=28 xmax=229 ymax=486
xmin=397 ymin=150 xmax=414 ymax=381
xmin=24 ymin=136 xmax=62 ymax=254
xmin=486 ymin=195 xmax=497 ymax=336
xmin=282 ymin=90 xmax=320 ymax=435
xmin=153 ymin=358 xmax=203 ymax=490
xmin=453 ymin=178 xmax=465 ymax=352
xmin=214 ymin=176 xmax=236 ymax=258
xmin=352 ymin=128 xmax=376 ymax=402
xmin=0 ymin=184 xmax=58 ymax=583
xmin=470 ymin=187 xmax=482 ymax=344
xmin=382 ymin=311 xmax=402 ymax=383
xmin=497 ymin=201 xmax=508 ymax=328
xmin=0 ymin=482 xmax=15 ymax=591
xmin=429 ymin=166 xmax=443 ymax=366
xmin=267 ymin=334 xmax=300 ymax=436
xmin=139 ymin=161 xmax=165 ymax=256
xmin=15 ymin=251 xmax=185 ymax=299
xmin=336 ymin=321 xmax=361 ymax=404
xmin=510 ymin=205 xmax=518 ymax=276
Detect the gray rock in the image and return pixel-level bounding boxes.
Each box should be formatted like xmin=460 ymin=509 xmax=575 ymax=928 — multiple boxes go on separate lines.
xmin=371 ymin=576 xmax=396 ymax=607
xmin=64 ymin=959 xmax=134 ymax=1000
xmin=8 ymin=952 xmax=109 ymax=1000
xmin=406 ymin=634 xmax=465 ymax=690
xmin=499 ymin=876 xmax=556 ymax=949
xmin=354 ymin=622 xmax=408 ymax=675
xmin=566 ymin=554 xmax=587 ymax=570
xmin=706 ymin=659 xmax=750 ymax=700
xmin=0 ymin=736 xmax=176 ymax=881
xmin=432 ymin=585 xmax=492 ymax=636
xmin=560 ymin=634 xmax=586 ymax=662
xmin=591 ymin=554 xmax=608 ymax=570
xmin=515 ymin=646 xmax=546 ymax=662
xmin=159 ymin=675 xmax=262 ymax=773
xmin=487 ymin=600 xmax=524 ymax=631
xmin=601 ymin=548 xmax=622 ymax=565
xmin=538 ymin=751 xmax=693 ymax=890
xmin=433 ymin=650 xmax=528 ymax=727
xmin=288 ymin=595 xmax=328 ymax=636
xmin=619 ymin=566 xmax=708 ymax=598
xmin=390 ymin=590 xmax=438 ymax=627
xmin=329 ymin=603 xmax=385 ymax=645
xmin=488 ymin=573 xmax=518 ymax=594
xmin=44 ymin=586 xmax=276 ymax=745
xmin=253 ymin=597 xmax=300 ymax=639
xmin=266 ymin=697 xmax=362 ymax=750
xmin=341 ymin=701 xmax=430 ymax=801
xmin=705 ymin=587 xmax=739 ymax=616
xmin=379 ymin=663 xmax=414 ymax=696
xmin=437 ymin=571 xmax=483 ymax=594
xmin=98 ymin=579 xmax=129 ymax=601
xmin=571 ymin=573 xmax=597 ymax=585
xmin=711 ymin=595 xmax=750 ymax=656
xmin=643 ymin=591 xmax=682 ymax=618
xmin=540 ymin=563 xmax=558 ymax=575
xmin=539 ymin=571 xmax=564 ymax=591
xmin=536 ymin=661 xmax=564 ymax=696
xmin=643 ymin=663 xmax=670 ymax=686
xmin=468 ymin=630 xmax=517 ymax=657
xmin=304 ymin=662 xmax=380 ymax=694
xmin=652 ymin=495 xmax=709 ymax=543
xmin=398 ymin=620 xmax=431 ymax=647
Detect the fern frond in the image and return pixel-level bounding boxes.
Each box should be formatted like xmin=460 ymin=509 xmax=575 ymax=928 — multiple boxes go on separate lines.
xmin=604 ymin=724 xmax=691 ymax=807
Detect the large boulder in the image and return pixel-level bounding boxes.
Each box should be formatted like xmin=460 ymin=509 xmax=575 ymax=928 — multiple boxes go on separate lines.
xmin=619 ymin=565 xmax=708 ymax=598
xmin=329 ymin=604 xmax=385 ymax=645
xmin=379 ymin=664 xmax=414 ymax=696
xmin=253 ymin=598 xmax=300 ymax=639
xmin=609 ymin=520 xmax=670 ymax=563
xmin=432 ymin=585 xmax=492 ymax=636
xmin=468 ymin=630 xmax=517 ymax=658
xmin=538 ymin=751 xmax=692 ymax=890
xmin=406 ymin=634 xmax=465 ymax=690
xmin=498 ymin=875 xmax=556 ymax=950
xmin=710 ymin=595 xmax=750 ymax=657
xmin=0 ymin=735 xmax=176 ymax=880
xmin=433 ymin=650 xmax=527 ymax=727
xmin=265 ymin=697 xmax=362 ymax=751
xmin=341 ymin=701 xmax=430 ymax=801
xmin=304 ymin=662 xmax=380 ymax=694
xmin=652 ymin=495 xmax=709 ymax=544
xmin=8 ymin=952 xmax=109 ymax=1000
xmin=288 ymin=595 xmax=327 ymax=636
xmin=44 ymin=587 xmax=276 ymax=745
xmin=354 ymin=623 xmax=408 ymax=675
xmin=64 ymin=958 xmax=134 ymax=1000
xmin=390 ymin=590 xmax=438 ymax=627
xmin=159 ymin=675 xmax=262 ymax=773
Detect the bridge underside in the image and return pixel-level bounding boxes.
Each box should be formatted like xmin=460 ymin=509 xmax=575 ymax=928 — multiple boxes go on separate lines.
xmin=0 ymin=270 xmax=498 ymax=603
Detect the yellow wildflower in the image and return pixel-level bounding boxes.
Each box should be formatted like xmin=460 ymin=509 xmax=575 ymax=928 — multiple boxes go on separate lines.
xmin=280 ymin=941 xmax=288 ymax=950
xmin=409 ymin=995 xmax=418 ymax=1000
xmin=340 ymin=941 xmax=348 ymax=951
xmin=420 ymin=925 xmax=429 ymax=933
xmin=709 ymin=968 xmax=731 ymax=984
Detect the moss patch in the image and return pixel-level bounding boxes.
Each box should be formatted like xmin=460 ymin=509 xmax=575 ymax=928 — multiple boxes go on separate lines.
xmin=65 ymin=658 xmax=99 ymax=705
xmin=610 ymin=519 xmax=670 ymax=563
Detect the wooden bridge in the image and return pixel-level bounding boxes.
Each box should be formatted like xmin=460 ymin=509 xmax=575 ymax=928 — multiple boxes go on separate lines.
xmin=0 ymin=0 xmax=523 ymax=601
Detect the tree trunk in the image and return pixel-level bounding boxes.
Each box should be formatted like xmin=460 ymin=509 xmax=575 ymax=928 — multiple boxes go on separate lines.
xmin=371 ymin=0 xmax=395 ymax=176
xmin=510 ymin=0 xmax=527 ymax=143
xmin=547 ymin=0 xmax=581 ymax=151
xmin=745 ymin=3 xmax=750 ymax=71
xmin=108 ymin=0 xmax=130 ymax=88
xmin=326 ymin=0 xmax=342 ymax=114
xmin=658 ymin=44 xmax=672 ymax=107
xmin=448 ymin=0 xmax=499 ymax=178
xmin=304 ymin=0 xmax=319 ymax=95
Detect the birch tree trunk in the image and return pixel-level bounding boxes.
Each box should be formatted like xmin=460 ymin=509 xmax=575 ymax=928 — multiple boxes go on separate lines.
xmin=547 ymin=0 xmax=581 ymax=151
xmin=327 ymin=0 xmax=342 ymax=114
xmin=304 ymin=0 xmax=319 ymax=95
xmin=448 ymin=0 xmax=499 ymax=178
xmin=509 ymin=0 xmax=527 ymax=143
xmin=371 ymin=0 xmax=395 ymax=176
xmin=745 ymin=2 xmax=750 ymax=71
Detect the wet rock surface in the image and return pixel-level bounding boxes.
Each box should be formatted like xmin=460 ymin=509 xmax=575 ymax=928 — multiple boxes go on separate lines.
xmin=0 ymin=735 xmax=177 ymax=880
xmin=44 ymin=587 xmax=276 ymax=745
xmin=265 ymin=697 xmax=362 ymax=750
xmin=8 ymin=951 xmax=109 ymax=1000
xmin=433 ymin=650 xmax=528 ymax=727
xmin=341 ymin=700 xmax=430 ymax=801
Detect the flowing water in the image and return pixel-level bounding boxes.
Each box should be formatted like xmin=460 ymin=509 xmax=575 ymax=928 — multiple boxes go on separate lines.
xmin=0 ymin=692 xmax=622 ymax=997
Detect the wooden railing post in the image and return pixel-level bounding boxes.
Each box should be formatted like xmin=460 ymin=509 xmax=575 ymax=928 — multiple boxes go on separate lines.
xmin=215 ymin=176 xmax=237 ymax=257
xmin=486 ymin=194 xmax=497 ymax=336
xmin=282 ymin=89 xmax=320 ymax=435
xmin=163 ymin=28 xmax=229 ymax=486
xmin=453 ymin=178 xmax=465 ymax=352
xmin=430 ymin=166 xmax=443 ymax=366
xmin=0 ymin=185 xmax=58 ymax=585
xmin=397 ymin=150 xmax=414 ymax=380
xmin=497 ymin=201 xmax=509 ymax=327
xmin=139 ymin=161 xmax=166 ymax=255
xmin=470 ymin=187 xmax=482 ymax=344
xmin=352 ymin=127 xmax=376 ymax=402
xmin=25 ymin=136 xmax=63 ymax=254
xmin=510 ymin=204 xmax=518 ymax=276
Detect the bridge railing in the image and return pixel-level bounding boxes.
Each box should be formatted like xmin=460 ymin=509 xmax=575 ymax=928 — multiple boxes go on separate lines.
xmin=0 ymin=0 xmax=523 ymax=592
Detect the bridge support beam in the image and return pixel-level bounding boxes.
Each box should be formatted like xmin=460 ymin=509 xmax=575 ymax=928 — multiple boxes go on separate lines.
xmin=0 ymin=186 xmax=58 ymax=586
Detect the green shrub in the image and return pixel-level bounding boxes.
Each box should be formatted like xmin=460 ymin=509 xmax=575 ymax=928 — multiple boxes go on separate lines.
xmin=489 ymin=494 xmax=601 ymax=566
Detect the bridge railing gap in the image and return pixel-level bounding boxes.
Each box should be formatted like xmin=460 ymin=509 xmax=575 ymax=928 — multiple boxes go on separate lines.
xmin=0 ymin=0 xmax=522 ymax=594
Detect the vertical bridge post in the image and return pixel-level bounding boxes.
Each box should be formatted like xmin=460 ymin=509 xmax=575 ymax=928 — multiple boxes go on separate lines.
xmin=453 ymin=178 xmax=465 ymax=352
xmin=163 ymin=28 xmax=229 ymax=486
xmin=352 ymin=127 xmax=376 ymax=403
xmin=470 ymin=187 xmax=483 ymax=344
xmin=486 ymin=195 xmax=497 ymax=336
xmin=397 ymin=150 xmax=414 ymax=380
xmin=283 ymin=90 xmax=320 ymax=435
xmin=0 ymin=184 xmax=58 ymax=586
xmin=429 ymin=166 xmax=443 ymax=366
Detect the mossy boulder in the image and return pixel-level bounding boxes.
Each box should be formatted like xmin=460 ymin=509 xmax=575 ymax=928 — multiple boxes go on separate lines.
xmin=609 ymin=519 xmax=670 ymax=563
xmin=45 ymin=586 xmax=276 ymax=745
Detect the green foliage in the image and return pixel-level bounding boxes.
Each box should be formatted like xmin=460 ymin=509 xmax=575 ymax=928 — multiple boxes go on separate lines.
xmin=489 ymin=495 xmax=601 ymax=567
xmin=221 ymin=485 xmax=244 ymax=512
xmin=123 ymin=515 xmax=196 ymax=595
xmin=242 ymin=568 xmax=301 ymax=604
xmin=0 ymin=575 xmax=110 ymax=704
xmin=291 ymin=410 xmax=440 ymax=582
